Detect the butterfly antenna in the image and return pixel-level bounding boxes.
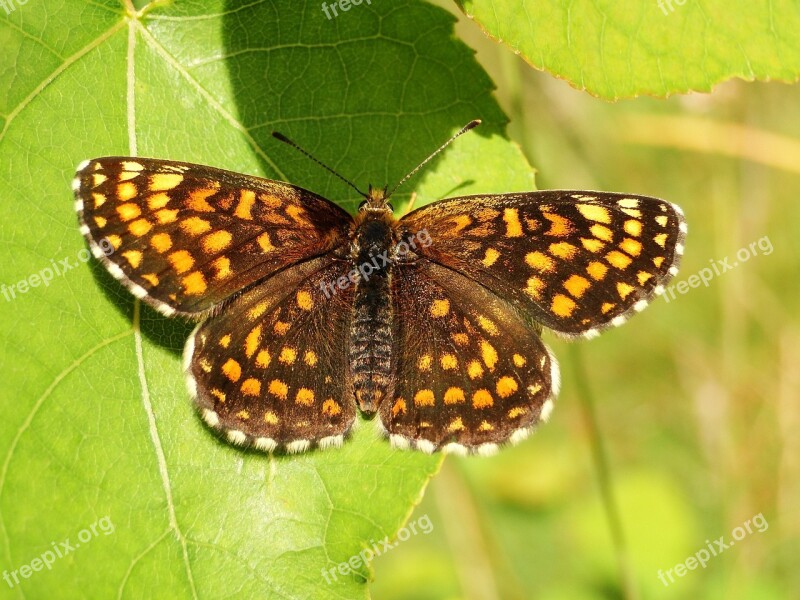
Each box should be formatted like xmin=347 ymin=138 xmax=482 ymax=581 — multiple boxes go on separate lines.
xmin=272 ymin=131 xmax=367 ymax=197
xmin=388 ymin=119 xmax=481 ymax=198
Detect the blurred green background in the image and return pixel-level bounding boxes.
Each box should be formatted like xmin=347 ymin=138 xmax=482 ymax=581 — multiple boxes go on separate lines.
xmin=373 ymin=3 xmax=800 ymax=599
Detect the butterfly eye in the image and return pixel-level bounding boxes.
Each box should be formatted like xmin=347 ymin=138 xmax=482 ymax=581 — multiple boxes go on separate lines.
xmin=358 ymin=200 xmax=368 ymax=211
xmin=387 ymin=202 xmax=394 ymax=212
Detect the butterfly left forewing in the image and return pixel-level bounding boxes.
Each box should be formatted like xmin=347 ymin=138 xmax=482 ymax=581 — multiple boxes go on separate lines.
xmin=400 ymin=191 xmax=685 ymax=338
xmin=381 ymin=259 xmax=558 ymax=455
xmin=74 ymin=157 xmax=353 ymax=317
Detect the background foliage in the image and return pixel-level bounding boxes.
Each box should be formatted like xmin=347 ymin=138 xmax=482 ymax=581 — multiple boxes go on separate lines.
xmin=1 ymin=0 xmax=798 ymax=598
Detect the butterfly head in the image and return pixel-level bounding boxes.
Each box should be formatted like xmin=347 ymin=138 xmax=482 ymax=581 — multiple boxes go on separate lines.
xmin=359 ymin=184 xmax=393 ymax=214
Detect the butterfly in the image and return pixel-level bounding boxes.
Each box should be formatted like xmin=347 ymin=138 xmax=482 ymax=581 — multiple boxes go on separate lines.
xmin=73 ymin=121 xmax=686 ymax=456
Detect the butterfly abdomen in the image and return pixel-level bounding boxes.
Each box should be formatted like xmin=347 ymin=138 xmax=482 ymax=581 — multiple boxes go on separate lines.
xmin=349 ymin=218 xmax=395 ymax=414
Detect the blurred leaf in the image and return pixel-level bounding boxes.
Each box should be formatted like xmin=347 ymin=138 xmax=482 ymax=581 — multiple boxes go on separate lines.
xmin=0 ymin=0 xmax=534 ymax=597
xmin=454 ymin=0 xmax=800 ymax=99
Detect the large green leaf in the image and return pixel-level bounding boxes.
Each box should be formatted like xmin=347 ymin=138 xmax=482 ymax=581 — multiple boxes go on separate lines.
xmin=455 ymin=0 xmax=800 ymax=99
xmin=0 ymin=0 xmax=534 ymax=597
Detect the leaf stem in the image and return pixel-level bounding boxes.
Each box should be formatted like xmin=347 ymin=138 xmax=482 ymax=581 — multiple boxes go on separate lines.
xmin=568 ymin=343 xmax=639 ymax=600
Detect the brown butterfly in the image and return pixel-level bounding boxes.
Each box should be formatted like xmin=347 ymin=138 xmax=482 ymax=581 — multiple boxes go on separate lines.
xmin=73 ymin=121 xmax=685 ymax=456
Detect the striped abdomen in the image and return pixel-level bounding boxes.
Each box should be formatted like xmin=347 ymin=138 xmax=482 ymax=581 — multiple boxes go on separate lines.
xmin=349 ymin=220 xmax=394 ymax=414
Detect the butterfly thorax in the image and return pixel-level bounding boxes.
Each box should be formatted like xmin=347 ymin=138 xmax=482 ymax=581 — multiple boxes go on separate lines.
xmin=349 ymin=188 xmax=399 ymax=414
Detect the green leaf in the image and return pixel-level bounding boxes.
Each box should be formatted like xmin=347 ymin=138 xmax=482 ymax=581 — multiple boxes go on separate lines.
xmin=455 ymin=0 xmax=800 ymax=99
xmin=0 ymin=0 xmax=533 ymax=597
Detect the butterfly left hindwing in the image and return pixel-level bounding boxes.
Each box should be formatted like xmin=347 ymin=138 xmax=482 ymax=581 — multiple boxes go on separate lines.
xmin=381 ymin=259 xmax=558 ymax=455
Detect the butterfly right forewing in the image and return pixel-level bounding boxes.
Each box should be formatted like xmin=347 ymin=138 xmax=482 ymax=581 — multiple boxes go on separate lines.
xmin=74 ymin=157 xmax=353 ymax=318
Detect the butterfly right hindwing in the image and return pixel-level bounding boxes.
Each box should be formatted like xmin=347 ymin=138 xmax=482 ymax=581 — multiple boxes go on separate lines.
xmin=186 ymin=255 xmax=357 ymax=453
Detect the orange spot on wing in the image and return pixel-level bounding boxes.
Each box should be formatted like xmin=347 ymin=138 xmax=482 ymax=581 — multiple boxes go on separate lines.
xmin=391 ymin=398 xmax=407 ymax=416
xmin=564 ymin=274 xmax=591 ymax=298
xmin=117 ymin=182 xmax=138 ymax=201
xmin=467 ymin=360 xmax=484 ymax=379
xmin=551 ymin=294 xmax=576 ymax=317
xmin=549 ymin=242 xmax=577 ymax=259
xmin=481 ymin=341 xmax=498 ymax=370
xmin=590 ymin=224 xmax=614 ymax=242
xmin=182 ymin=271 xmax=207 ymax=295
xmin=234 ymin=189 xmax=256 ymax=220
xmin=168 ymin=250 xmax=194 ymax=274
xmin=606 ymin=250 xmax=632 ymax=270
xmin=255 ymin=349 xmax=271 ymax=368
xmin=241 ymin=378 xmax=261 ymax=396
xmin=525 ymin=276 xmax=545 ymax=299
xmin=482 ymin=248 xmax=500 ymax=267
xmin=617 ymin=282 xmax=635 ymax=299
xmin=180 ymin=216 xmax=212 ymax=236
xmin=150 ymin=173 xmax=183 ymax=191
xmin=496 ymin=376 xmax=518 ymax=398
xmin=448 ymin=417 xmax=464 ymax=432
xmin=155 ymin=209 xmax=178 ymax=224
xmin=279 ymin=347 xmax=297 ymax=364
xmin=245 ymin=325 xmax=262 ymax=358
xmin=129 ymin=219 xmax=152 ymax=237
xmin=295 ymin=388 xmax=315 ymax=406
xmin=472 ymin=389 xmax=494 ymax=408
xmin=440 ymin=354 xmax=458 ymax=370
xmin=581 ymin=238 xmax=605 ymax=252
xmin=414 ymin=389 xmax=435 ymax=407
xmin=577 ymin=204 xmax=611 ymax=223
xmin=620 ymin=238 xmax=642 ymax=257
xmin=122 ymin=250 xmax=142 ymax=268
xmin=257 ymin=232 xmax=275 ymax=253
xmin=543 ymin=211 xmax=574 ymax=236
xmin=444 ymin=387 xmax=465 ymax=404
xmin=526 ymin=251 xmax=555 ymax=272
xmin=268 ymin=380 xmax=288 ymax=399
xmin=296 ymin=290 xmax=314 ymax=311
xmin=430 ymin=299 xmax=450 ymax=317
xmin=587 ymin=261 xmax=608 ymax=280
xmin=147 ymin=193 xmax=170 ymax=210
xmin=624 ymin=219 xmax=643 ymax=237
xmin=202 ymin=230 xmax=232 ymax=253
xmin=222 ymin=358 xmax=241 ymax=382
xmin=323 ymin=399 xmax=342 ymax=416
xmin=503 ymin=208 xmax=523 ymax=237
xmin=212 ymin=256 xmax=232 ymax=280
xmin=116 ymin=203 xmax=140 ymax=221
